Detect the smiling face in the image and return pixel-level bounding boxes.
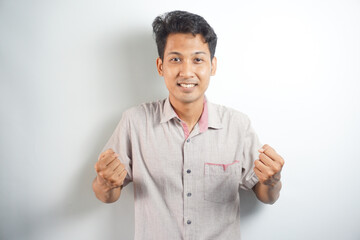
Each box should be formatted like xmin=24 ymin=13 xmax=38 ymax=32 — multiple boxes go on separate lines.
xmin=156 ymin=33 xmax=217 ymax=107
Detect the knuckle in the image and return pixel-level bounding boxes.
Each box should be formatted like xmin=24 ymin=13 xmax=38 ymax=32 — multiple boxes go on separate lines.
xmin=115 ymin=178 xmax=123 ymax=186
xmin=98 ymin=171 xmax=105 ymax=178
xmin=267 ymin=169 xmax=274 ymax=176
xmin=101 ymin=170 xmax=110 ymax=180
xmin=264 ymin=145 xmax=275 ymax=155
xmin=120 ymin=170 xmax=127 ymax=181
xmin=273 ymin=161 xmax=281 ymax=170
xmin=273 ymin=165 xmax=281 ymax=173
xmin=113 ymin=173 xmax=124 ymax=186
xmin=119 ymin=167 xmax=126 ymax=176
xmin=95 ymin=164 xmax=104 ymax=173
xmin=280 ymin=157 xmax=285 ymax=166
xmin=114 ymin=158 xmax=121 ymax=166
xmin=97 ymin=161 xmax=105 ymax=170
xmin=108 ymin=176 xmax=116 ymax=183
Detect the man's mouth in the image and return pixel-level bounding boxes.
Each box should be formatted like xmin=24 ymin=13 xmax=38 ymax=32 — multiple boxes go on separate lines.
xmin=178 ymin=83 xmax=197 ymax=88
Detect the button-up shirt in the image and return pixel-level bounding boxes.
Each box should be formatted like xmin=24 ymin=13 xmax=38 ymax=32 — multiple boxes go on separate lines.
xmin=100 ymin=97 xmax=262 ymax=240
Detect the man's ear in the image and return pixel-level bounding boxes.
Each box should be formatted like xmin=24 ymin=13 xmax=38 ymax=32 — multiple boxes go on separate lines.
xmin=156 ymin=57 xmax=163 ymax=76
xmin=210 ymin=56 xmax=217 ymax=76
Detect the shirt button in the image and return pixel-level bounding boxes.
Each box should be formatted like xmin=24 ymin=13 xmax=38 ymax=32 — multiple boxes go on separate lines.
xmin=186 ymin=139 xmax=190 ymax=143
xmin=187 ymin=169 xmax=191 ymax=174
xmin=187 ymin=193 xmax=192 ymax=197
xmin=187 ymin=220 xmax=192 ymax=225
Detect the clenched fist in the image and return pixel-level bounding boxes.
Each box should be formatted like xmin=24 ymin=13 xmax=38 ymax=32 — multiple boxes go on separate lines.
xmin=94 ymin=148 xmax=127 ymax=190
xmin=254 ymin=144 xmax=284 ymax=187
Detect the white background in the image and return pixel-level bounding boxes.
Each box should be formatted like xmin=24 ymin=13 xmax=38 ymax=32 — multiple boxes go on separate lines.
xmin=1 ymin=0 xmax=360 ymax=239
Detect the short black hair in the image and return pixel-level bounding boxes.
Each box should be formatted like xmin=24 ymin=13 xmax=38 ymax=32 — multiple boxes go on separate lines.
xmin=152 ymin=10 xmax=217 ymax=60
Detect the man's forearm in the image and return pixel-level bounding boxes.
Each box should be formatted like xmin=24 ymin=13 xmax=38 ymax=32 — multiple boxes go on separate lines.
xmin=92 ymin=177 xmax=122 ymax=203
xmin=253 ymin=180 xmax=282 ymax=205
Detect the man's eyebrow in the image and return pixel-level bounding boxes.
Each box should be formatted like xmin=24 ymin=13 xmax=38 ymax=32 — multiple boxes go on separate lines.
xmin=193 ymin=51 xmax=207 ymax=55
xmin=167 ymin=51 xmax=182 ymax=56
xmin=166 ymin=51 xmax=208 ymax=56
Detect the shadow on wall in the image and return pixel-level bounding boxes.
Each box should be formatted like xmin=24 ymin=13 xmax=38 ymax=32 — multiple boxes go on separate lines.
xmin=59 ymin=31 xmax=167 ymax=238
xmin=239 ymin=189 xmax=262 ymax=219
xmin=60 ymin=31 xmax=167 ymax=238
xmin=122 ymin=31 xmax=168 ymax=104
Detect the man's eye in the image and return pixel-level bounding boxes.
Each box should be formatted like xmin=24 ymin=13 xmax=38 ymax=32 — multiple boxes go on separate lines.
xmin=194 ymin=58 xmax=203 ymax=63
xmin=170 ymin=58 xmax=181 ymax=62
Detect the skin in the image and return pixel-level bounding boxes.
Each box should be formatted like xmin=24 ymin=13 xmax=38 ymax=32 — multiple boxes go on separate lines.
xmin=156 ymin=33 xmax=217 ymax=132
xmin=92 ymin=32 xmax=284 ymax=204
xmin=92 ymin=149 xmax=127 ymax=203
xmin=252 ymin=144 xmax=284 ymax=204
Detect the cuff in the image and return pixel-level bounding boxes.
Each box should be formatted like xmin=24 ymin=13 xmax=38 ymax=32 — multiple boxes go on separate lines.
xmin=240 ymin=172 xmax=259 ymax=191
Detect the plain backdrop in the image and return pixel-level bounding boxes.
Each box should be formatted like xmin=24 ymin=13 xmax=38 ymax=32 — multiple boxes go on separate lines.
xmin=1 ymin=0 xmax=360 ymax=239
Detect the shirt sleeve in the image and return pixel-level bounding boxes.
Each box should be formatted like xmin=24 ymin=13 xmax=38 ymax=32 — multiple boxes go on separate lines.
xmin=98 ymin=111 xmax=133 ymax=188
xmin=239 ymin=115 xmax=262 ymax=191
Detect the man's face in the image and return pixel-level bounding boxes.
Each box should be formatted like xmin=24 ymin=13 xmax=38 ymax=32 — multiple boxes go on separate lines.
xmin=156 ymin=33 xmax=217 ymax=106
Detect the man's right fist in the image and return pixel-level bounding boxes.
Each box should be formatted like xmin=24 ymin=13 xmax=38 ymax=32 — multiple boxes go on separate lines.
xmin=94 ymin=148 xmax=127 ymax=189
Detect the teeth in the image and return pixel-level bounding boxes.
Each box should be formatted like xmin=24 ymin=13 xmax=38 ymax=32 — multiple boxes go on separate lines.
xmin=180 ymin=84 xmax=196 ymax=88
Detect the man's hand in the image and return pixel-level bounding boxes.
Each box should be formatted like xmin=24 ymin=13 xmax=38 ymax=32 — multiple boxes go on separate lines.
xmin=252 ymin=144 xmax=284 ymax=204
xmin=94 ymin=148 xmax=127 ymax=190
xmin=254 ymin=144 xmax=284 ymax=187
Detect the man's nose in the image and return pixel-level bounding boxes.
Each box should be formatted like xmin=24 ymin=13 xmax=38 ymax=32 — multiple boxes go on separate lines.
xmin=179 ymin=60 xmax=195 ymax=78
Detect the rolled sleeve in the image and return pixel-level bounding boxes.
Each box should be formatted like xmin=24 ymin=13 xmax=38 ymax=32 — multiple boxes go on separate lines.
xmin=240 ymin=116 xmax=262 ymax=190
xmin=99 ymin=110 xmax=133 ymax=187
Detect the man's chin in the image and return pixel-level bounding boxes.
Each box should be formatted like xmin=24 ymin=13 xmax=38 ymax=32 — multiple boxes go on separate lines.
xmin=175 ymin=94 xmax=204 ymax=105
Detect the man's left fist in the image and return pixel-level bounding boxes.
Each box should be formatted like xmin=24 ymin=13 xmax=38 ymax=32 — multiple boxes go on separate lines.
xmin=254 ymin=144 xmax=285 ymax=187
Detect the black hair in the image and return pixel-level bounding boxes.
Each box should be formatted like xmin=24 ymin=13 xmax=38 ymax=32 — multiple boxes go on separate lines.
xmin=152 ymin=10 xmax=217 ymax=60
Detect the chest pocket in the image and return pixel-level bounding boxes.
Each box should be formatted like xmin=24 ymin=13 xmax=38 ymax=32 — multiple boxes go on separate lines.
xmin=204 ymin=160 xmax=241 ymax=203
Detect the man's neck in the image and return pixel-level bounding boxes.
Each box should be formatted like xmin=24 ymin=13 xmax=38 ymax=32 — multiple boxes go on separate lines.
xmin=169 ymin=96 xmax=204 ymax=133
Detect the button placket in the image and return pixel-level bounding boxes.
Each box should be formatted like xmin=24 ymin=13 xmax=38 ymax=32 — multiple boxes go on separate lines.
xmin=183 ymin=135 xmax=193 ymax=230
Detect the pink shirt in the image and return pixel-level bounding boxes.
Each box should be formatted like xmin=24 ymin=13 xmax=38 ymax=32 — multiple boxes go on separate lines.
xmin=100 ymin=97 xmax=262 ymax=240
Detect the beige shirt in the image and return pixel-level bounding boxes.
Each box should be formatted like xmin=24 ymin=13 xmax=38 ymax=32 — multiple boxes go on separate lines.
xmin=100 ymin=97 xmax=262 ymax=240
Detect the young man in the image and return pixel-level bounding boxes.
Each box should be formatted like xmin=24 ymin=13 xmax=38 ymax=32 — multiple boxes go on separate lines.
xmin=93 ymin=10 xmax=284 ymax=239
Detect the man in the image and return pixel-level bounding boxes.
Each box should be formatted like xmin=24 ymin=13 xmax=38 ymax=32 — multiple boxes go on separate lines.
xmin=92 ymin=10 xmax=284 ymax=239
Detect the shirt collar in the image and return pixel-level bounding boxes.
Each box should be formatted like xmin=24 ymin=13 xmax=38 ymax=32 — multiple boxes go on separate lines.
xmin=160 ymin=96 xmax=223 ymax=130
xmin=160 ymin=97 xmax=178 ymax=124
xmin=206 ymin=99 xmax=223 ymax=130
